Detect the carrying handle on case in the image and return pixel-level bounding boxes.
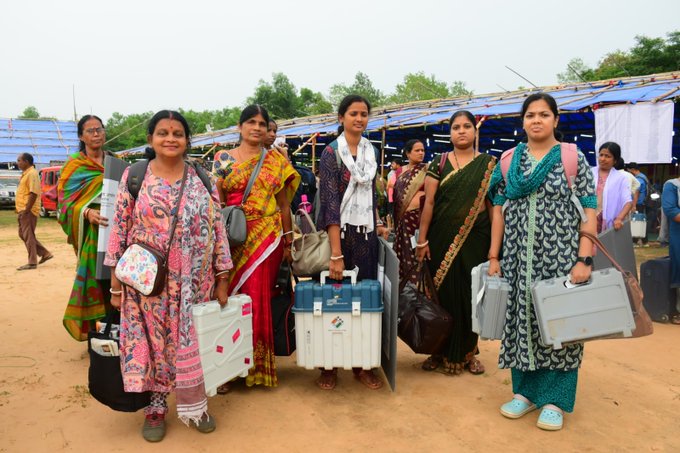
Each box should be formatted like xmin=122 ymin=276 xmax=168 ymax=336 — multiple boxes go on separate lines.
xmin=320 ymin=268 xmax=358 ymax=285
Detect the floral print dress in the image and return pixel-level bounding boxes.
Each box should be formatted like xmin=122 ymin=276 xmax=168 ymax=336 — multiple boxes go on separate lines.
xmin=104 ymin=164 xmax=232 ymax=421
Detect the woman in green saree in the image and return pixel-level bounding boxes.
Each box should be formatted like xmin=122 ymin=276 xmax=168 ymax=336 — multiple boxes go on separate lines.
xmin=57 ymin=115 xmax=114 ymax=341
xmin=416 ymin=110 xmax=496 ymax=375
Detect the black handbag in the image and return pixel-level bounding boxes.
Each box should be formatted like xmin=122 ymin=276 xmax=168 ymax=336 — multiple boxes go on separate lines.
xmin=397 ymin=263 xmax=453 ymax=355
xmin=271 ymin=263 xmax=296 ymax=356
xmin=88 ymin=313 xmax=150 ymax=412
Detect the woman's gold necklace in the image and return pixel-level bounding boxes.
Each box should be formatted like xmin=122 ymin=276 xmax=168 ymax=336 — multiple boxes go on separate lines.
xmin=452 ymin=149 xmax=476 ymax=171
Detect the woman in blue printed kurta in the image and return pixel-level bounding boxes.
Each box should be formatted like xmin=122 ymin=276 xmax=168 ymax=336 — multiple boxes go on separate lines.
xmin=487 ymin=93 xmax=597 ymax=431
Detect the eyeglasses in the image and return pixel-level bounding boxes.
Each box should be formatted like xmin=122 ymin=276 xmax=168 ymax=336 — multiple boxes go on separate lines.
xmin=85 ymin=127 xmax=105 ymax=135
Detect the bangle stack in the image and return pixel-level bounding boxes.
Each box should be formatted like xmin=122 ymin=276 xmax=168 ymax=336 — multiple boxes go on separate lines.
xmin=415 ymin=240 xmax=429 ymax=249
xmin=109 ymin=287 xmax=123 ymax=295
xmin=215 ymin=270 xmax=230 ymax=280
xmin=330 ymin=255 xmax=344 ymax=261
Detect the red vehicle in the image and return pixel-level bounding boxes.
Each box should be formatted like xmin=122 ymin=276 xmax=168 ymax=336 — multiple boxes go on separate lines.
xmin=39 ymin=166 xmax=61 ymax=217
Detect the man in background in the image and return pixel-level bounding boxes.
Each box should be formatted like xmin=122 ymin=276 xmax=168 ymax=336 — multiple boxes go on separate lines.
xmin=627 ymin=162 xmax=652 ymax=245
xmin=15 ymin=153 xmax=52 ymax=270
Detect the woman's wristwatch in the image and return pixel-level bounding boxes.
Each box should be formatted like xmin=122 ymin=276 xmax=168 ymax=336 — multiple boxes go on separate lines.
xmin=576 ymin=256 xmax=593 ymax=266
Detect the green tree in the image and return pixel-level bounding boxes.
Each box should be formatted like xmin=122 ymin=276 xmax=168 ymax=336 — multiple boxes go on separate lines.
xmin=557 ymin=30 xmax=680 ymax=83
xmin=247 ymin=73 xmax=332 ymax=119
xmin=329 ymin=72 xmax=385 ymax=107
xmin=298 ymin=88 xmax=333 ymax=116
xmin=104 ymin=112 xmax=154 ymax=152
xmin=556 ymin=58 xmax=595 ymax=84
xmin=19 ymin=106 xmax=40 ymax=119
xmin=388 ymin=72 xmax=451 ymax=104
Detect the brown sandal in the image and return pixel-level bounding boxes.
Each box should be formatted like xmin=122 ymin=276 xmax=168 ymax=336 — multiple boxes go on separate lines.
xmin=353 ymin=369 xmax=383 ymax=390
xmin=421 ymin=355 xmax=443 ymax=371
xmin=316 ymin=369 xmax=337 ymax=390
xmin=465 ymin=357 xmax=485 ymax=375
xmin=436 ymin=358 xmax=464 ymax=376
xmin=216 ymin=382 xmax=231 ymax=394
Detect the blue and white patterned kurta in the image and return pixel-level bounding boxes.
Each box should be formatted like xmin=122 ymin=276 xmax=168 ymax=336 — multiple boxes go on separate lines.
xmin=493 ymin=148 xmax=595 ymax=371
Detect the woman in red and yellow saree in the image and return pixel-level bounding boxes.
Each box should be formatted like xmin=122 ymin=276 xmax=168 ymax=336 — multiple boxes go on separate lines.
xmin=416 ymin=111 xmax=496 ymax=376
xmin=393 ymin=139 xmax=427 ymax=286
xmin=213 ymin=105 xmax=299 ymax=388
xmin=57 ymin=115 xmax=115 ymax=341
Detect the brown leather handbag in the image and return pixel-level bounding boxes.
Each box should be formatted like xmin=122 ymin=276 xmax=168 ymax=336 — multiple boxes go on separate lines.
xmin=580 ymin=231 xmax=653 ymax=338
xmin=397 ymin=262 xmax=453 ymax=354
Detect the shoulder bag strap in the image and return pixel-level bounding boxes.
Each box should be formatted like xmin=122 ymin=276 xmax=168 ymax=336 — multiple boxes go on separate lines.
xmin=579 ymin=231 xmax=625 ymax=274
xmin=165 ymin=164 xmax=189 ymax=256
xmin=438 ymin=152 xmax=448 ymax=176
xmin=241 ymin=149 xmax=267 ymax=206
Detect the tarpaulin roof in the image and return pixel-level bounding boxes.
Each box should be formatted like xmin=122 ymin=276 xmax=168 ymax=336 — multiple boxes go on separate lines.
xmin=118 ymin=72 xmax=680 ymax=162
xmin=0 ymin=118 xmax=79 ymax=166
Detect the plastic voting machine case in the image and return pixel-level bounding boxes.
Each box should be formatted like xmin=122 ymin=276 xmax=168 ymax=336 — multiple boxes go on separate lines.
xmin=292 ymin=270 xmax=382 ymax=370
xmin=192 ymin=295 xmax=254 ymax=397
xmin=470 ymin=261 xmax=509 ymax=340
xmin=531 ymin=268 xmax=635 ymax=349
xmin=630 ymin=212 xmax=646 ymax=239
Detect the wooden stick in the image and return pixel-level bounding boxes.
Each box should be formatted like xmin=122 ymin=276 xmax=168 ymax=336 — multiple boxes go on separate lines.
xmin=381 ymin=119 xmax=386 ymax=171
xmin=311 ymin=134 xmax=317 ymax=174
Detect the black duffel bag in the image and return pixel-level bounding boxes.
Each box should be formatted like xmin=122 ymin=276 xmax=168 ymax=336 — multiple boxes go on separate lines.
xmin=88 ymin=313 xmax=150 ymax=412
xmin=398 ymin=263 xmax=453 ymax=355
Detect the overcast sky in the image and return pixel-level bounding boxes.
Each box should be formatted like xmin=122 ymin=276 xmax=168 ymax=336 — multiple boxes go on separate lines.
xmin=2 ymin=0 xmax=678 ymax=122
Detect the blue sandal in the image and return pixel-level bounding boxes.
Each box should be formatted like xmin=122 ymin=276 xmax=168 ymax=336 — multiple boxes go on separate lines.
xmin=500 ymin=395 xmax=537 ymax=419
xmin=536 ymin=405 xmax=564 ymax=431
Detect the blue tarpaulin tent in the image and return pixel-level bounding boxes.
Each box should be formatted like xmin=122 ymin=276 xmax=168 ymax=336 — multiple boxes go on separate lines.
xmin=0 ymin=118 xmax=79 ymax=167
xmin=118 ymin=72 xmax=680 ymax=167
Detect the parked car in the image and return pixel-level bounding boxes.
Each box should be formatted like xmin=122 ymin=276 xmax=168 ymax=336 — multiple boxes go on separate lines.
xmin=0 ymin=171 xmax=21 ymax=209
xmin=39 ymin=166 xmax=61 ymax=217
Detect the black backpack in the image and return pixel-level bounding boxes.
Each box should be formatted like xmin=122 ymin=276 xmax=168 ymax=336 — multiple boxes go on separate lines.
xmin=291 ymin=164 xmax=317 ymax=213
xmin=127 ymin=159 xmax=212 ymax=200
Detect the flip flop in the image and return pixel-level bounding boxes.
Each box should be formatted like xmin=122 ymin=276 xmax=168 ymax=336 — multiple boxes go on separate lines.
xmin=536 ymin=405 xmax=564 ymax=431
xmin=671 ymin=314 xmax=680 ymax=325
xmin=17 ymin=264 xmax=37 ymax=271
xmin=39 ymin=254 xmax=54 ymax=264
xmin=500 ymin=395 xmax=537 ymax=419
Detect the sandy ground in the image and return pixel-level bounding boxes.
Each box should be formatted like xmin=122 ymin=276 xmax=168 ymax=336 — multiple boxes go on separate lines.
xmin=0 ymin=217 xmax=679 ymax=453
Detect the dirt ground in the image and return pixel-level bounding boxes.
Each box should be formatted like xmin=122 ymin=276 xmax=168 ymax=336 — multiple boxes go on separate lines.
xmin=0 ymin=216 xmax=678 ymax=452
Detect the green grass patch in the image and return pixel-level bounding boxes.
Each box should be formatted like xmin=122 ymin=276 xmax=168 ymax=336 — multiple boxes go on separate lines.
xmin=0 ymin=209 xmax=58 ymax=228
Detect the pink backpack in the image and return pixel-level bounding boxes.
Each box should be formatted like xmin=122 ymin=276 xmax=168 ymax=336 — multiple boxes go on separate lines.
xmin=499 ymin=142 xmax=579 ymax=188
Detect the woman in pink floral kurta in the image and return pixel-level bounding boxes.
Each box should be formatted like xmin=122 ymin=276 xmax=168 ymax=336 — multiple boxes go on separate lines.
xmin=104 ymin=111 xmax=232 ymax=440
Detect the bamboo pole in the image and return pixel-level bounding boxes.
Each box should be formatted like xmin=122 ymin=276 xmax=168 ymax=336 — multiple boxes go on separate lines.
xmin=201 ymin=143 xmax=218 ymax=160
xmin=475 ymin=116 xmax=486 ymax=151
xmin=291 ymin=133 xmax=318 ymax=156
xmin=311 ymin=134 xmax=317 ymax=174
xmin=381 ymin=119 xmax=386 ymax=172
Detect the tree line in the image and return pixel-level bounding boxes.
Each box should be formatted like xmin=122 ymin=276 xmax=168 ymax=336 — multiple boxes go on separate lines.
xmin=557 ymin=30 xmax=679 ymax=83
